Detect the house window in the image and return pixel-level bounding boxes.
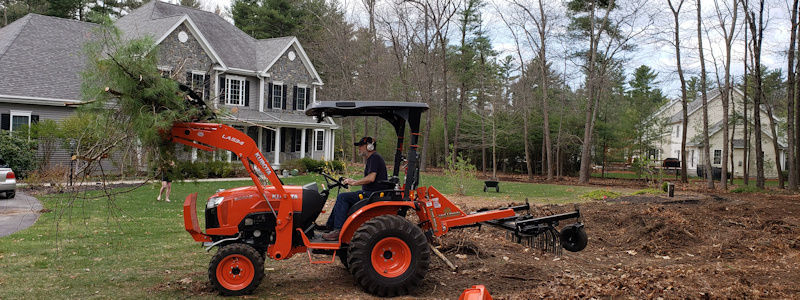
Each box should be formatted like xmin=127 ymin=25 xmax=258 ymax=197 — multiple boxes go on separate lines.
xmin=10 ymin=111 xmax=31 ymax=133
xmin=272 ymin=83 xmax=283 ymax=109
xmin=674 ymin=125 xmax=681 ymax=138
xmin=191 ymin=72 xmax=207 ymax=100
xmin=225 ymin=76 xmax=245 ymax=106
xmin=295 ymin=86 xmax=307 ymax=110
xmin=691 ymin=150 xmax=695 ymax=168
xmin=713 ymin=149 xmax=722 ymax=164
xmin=314 ymin=130 xmax=324 ymax=151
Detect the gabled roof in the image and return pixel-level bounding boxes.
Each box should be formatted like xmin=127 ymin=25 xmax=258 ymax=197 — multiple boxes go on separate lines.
xmin=117 ymin=1 xmax=257 ymax=70
xmin=0 ymin=14 xmax=98 ymax=103
xmin=115 ymin=1 xmax=322 ymax=83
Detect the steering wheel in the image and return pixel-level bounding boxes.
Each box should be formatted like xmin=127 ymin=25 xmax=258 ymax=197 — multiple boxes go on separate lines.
xmin=321 ymin=172 xmax=349 ymax=190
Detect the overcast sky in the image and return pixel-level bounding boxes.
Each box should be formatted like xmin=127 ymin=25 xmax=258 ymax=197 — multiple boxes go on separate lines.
xmin=193 ymin=0 xmax=791 ymax=99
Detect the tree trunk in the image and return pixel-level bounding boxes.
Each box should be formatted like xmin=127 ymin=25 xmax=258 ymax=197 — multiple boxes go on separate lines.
xmin=523 ymin=105 xmax=533 ymax=179
xmin=697 ymin=0 xmax=714 ymax=189
xmin=439 ymin=36 xmax=450 ymax=164
xmin=730 ymin=98 xmax=736 ymax=185
xmin=743 ymin=28 xmax=750 ymax=185
xmin=746 ymin=0 xmax=765 ymax=189
xmin=719 ymin=0 xmax=738 ymax=191
xmin=669 ymin=0 xmax=689 ymax=183
xmin=789 ymin=0 xmax=799 ymax=190
xmin=535 ymin=0 xmax=553 ymax=181
xmin=420 ymin=5 xmax=432 ymax=172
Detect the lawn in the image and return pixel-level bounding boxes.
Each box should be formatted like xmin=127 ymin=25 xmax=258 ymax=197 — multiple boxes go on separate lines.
xmin=0 ymin=173 xmax=624 ymax=298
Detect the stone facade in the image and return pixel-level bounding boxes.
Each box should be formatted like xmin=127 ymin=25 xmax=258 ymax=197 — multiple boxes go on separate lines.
xmin=270 ymin=45 xmax=314 ymax=84
xmin=157 ymin=24 xmax=214 ymax=74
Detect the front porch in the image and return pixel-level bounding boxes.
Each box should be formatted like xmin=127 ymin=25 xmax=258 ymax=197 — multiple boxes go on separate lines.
xmin=187 ymin=124 xmax=336 ymax=170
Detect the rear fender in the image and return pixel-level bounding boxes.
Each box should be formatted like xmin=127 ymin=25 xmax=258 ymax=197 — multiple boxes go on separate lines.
xmin=339 ymin=201 xmax=416 ymax=244
xmin=184 ymin=193 xmax=212 ymax=242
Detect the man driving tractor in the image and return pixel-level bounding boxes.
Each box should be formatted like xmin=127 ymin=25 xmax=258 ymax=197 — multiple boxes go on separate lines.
xmin=322 ymin=136 xmax=388 ymax=240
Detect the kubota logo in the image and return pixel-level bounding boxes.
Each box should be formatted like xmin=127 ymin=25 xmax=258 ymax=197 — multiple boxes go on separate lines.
xmin=221 ymin=134 xmax=245 ymax=145
xmin=254 ymin=152 xmax=272 ymax=175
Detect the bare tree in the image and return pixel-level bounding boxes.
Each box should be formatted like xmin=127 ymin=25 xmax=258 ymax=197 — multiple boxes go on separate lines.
xmin=697 ymin=0 xmax=714 ymax=189
xmin=510 ymin=0 xmax=555 ymax=180
xmin=668 ymin=0 xmax=690 ymax=183
xmin=576 ymin=0 xmax=654 ymax=183
xmin=743 ymin=0 xmax=765 ymax=188
xmin=788 ymin=0 xmax=799 ymax=190
xmin=711 ymin=0 xmax=739 ymax=190
xmin=495 ymin=3 xmax=534 ymax=179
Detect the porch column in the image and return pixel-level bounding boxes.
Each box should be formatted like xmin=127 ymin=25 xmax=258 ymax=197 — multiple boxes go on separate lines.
xmin=300 ymin=128 xmax=306 ymax=159
xmin=330 ymin=129 xmax=335 ymax=161
xmin=324 ymin=129 xmax=332 ymax=161
xmin=257 ymin=127 xmax=263 ymax=152
xmin=259 ymin=76 xmax=265 ymax=112
xmin=191 ymin=148 xmax=197 ymax=162
xmin=274 ymin=127 xmax=281 ymax=167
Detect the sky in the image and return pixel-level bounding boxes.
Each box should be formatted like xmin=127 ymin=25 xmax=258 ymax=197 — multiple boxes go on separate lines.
xmin=192 ymin=0 xmax=792 ymax=99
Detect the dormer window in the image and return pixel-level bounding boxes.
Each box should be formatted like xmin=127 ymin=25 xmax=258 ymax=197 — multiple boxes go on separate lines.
xmin=225 ymin=75 xmax=246 ymax=106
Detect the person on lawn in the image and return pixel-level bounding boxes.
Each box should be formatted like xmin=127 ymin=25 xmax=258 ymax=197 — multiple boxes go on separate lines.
xmin=322 ymin=136 xmax=388 ymax=241
xmin=157 ymin=160 xmax=176 ymax=202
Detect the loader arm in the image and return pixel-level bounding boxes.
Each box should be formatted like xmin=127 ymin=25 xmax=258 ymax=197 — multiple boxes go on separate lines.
xmin=170 ymin=122 xmax=296 ymax=259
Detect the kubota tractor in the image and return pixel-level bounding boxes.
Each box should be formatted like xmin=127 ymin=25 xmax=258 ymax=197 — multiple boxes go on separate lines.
xmin=173 ymin=101 xmax=588 ymax=297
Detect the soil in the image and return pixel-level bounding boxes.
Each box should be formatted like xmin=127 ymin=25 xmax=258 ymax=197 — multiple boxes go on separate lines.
xmin=161 ymin=188 xmax=800 ymax=299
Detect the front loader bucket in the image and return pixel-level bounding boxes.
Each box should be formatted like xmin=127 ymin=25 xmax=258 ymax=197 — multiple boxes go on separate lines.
xmin=184 ymin=193 xmax=212 ymax=242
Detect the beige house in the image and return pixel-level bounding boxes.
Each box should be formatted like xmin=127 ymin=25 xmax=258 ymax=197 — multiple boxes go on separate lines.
xmin=648 ymin=88 xmax=785 ymax=179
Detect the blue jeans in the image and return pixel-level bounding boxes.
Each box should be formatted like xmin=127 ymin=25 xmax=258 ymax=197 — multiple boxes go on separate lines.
xmin=326 ymin=190 xmax=370 ymax=230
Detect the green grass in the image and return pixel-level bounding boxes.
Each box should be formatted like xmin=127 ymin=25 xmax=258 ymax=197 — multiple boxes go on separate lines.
xmin=0 ymin=173 xmax=626 ymax=298
xmin=417 ymin=173 xmax=609 ymax=204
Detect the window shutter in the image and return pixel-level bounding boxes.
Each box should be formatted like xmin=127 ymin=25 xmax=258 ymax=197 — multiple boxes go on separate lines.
xmin=303 ymin=88 xmax=309 ymax=108
xmin=292 ymin=86 xmax=298 ymax=110
xmin=305 ymin=129 xmax=311 ymax=153
xmin=267 ymin=83 xmax=273 ymax=109
xmin=186 ymin=72 xmax=192 ymax=85
xmin=31 ymin=115 xmax=39 ymax=124
xmin=1 ymin=114 xmax=9 ymax=131
xmin=280 ymin=128 xmax=286 ymax=152
xmin=291 ymin=129 xmax=297 ymax=152
xmin=244 ymin=80 xmax=250 ymax=107
xmin=282 ymin=84 xmax=288 ymax=109
xmin=203 ymin=75 xmax=211 ymax=101
xmin=218 ymin=75 xmax=226 ymax=104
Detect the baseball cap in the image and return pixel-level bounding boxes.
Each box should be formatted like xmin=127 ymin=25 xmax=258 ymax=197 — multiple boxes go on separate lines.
xmin=354 ymin=136 xmax=375 ymax=146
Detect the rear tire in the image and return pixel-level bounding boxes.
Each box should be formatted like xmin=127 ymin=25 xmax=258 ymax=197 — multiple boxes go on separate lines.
xmin=7 ymin=191 xmax=14 ymax=199
xmin=347 ymin=214 xmax=430 ymax=297
xmin=209 ymin=243 xmax=265 ymax=296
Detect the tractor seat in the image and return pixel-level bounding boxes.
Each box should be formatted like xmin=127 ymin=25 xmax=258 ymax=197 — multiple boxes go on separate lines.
xmin=345 ymin=187 xmax=405 ymax=216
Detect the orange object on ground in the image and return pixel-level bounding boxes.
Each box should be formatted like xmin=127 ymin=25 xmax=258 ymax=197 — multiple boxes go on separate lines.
xmin=459 ymin=285 xmax=493 ymax=300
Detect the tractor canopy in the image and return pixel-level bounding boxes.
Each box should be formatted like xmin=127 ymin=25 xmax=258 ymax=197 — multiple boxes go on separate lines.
xmin=306 ymin=101 xmax=429 ymax=197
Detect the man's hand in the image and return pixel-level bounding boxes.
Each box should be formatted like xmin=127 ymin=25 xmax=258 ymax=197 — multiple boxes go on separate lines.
xmin=343 ymin=173 xmax=376 ymax=187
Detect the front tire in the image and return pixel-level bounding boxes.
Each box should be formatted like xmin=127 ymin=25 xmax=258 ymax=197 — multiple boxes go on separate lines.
xmin=209 ymin=243 xmax=265 ymax=296
xmin=347 ymin=215 xmax=430 ymax=297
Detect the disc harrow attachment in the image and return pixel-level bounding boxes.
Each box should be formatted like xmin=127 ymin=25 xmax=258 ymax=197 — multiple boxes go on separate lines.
xmin=481 ymin=203 xmax=586 ymax=255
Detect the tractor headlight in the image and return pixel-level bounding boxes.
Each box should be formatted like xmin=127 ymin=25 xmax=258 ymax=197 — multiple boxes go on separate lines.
xmin=206 ymin=196 xmax=224 ymax=209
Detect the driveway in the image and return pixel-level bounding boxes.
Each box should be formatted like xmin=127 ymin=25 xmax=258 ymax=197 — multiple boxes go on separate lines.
xmin=0 ymin=191 xmax=42 ymax=237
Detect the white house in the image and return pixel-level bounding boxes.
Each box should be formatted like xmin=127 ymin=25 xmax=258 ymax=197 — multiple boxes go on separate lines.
xmin=648 ymin=88 xmax=785 ymax=179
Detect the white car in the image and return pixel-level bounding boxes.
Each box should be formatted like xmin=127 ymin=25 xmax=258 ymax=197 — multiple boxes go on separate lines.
xmin=0 ymin=166 xmax=15 ymax=199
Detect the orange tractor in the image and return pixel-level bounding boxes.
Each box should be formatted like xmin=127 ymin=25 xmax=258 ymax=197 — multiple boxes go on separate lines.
xmin=174 ymin=101 xmax=587 ymax=297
